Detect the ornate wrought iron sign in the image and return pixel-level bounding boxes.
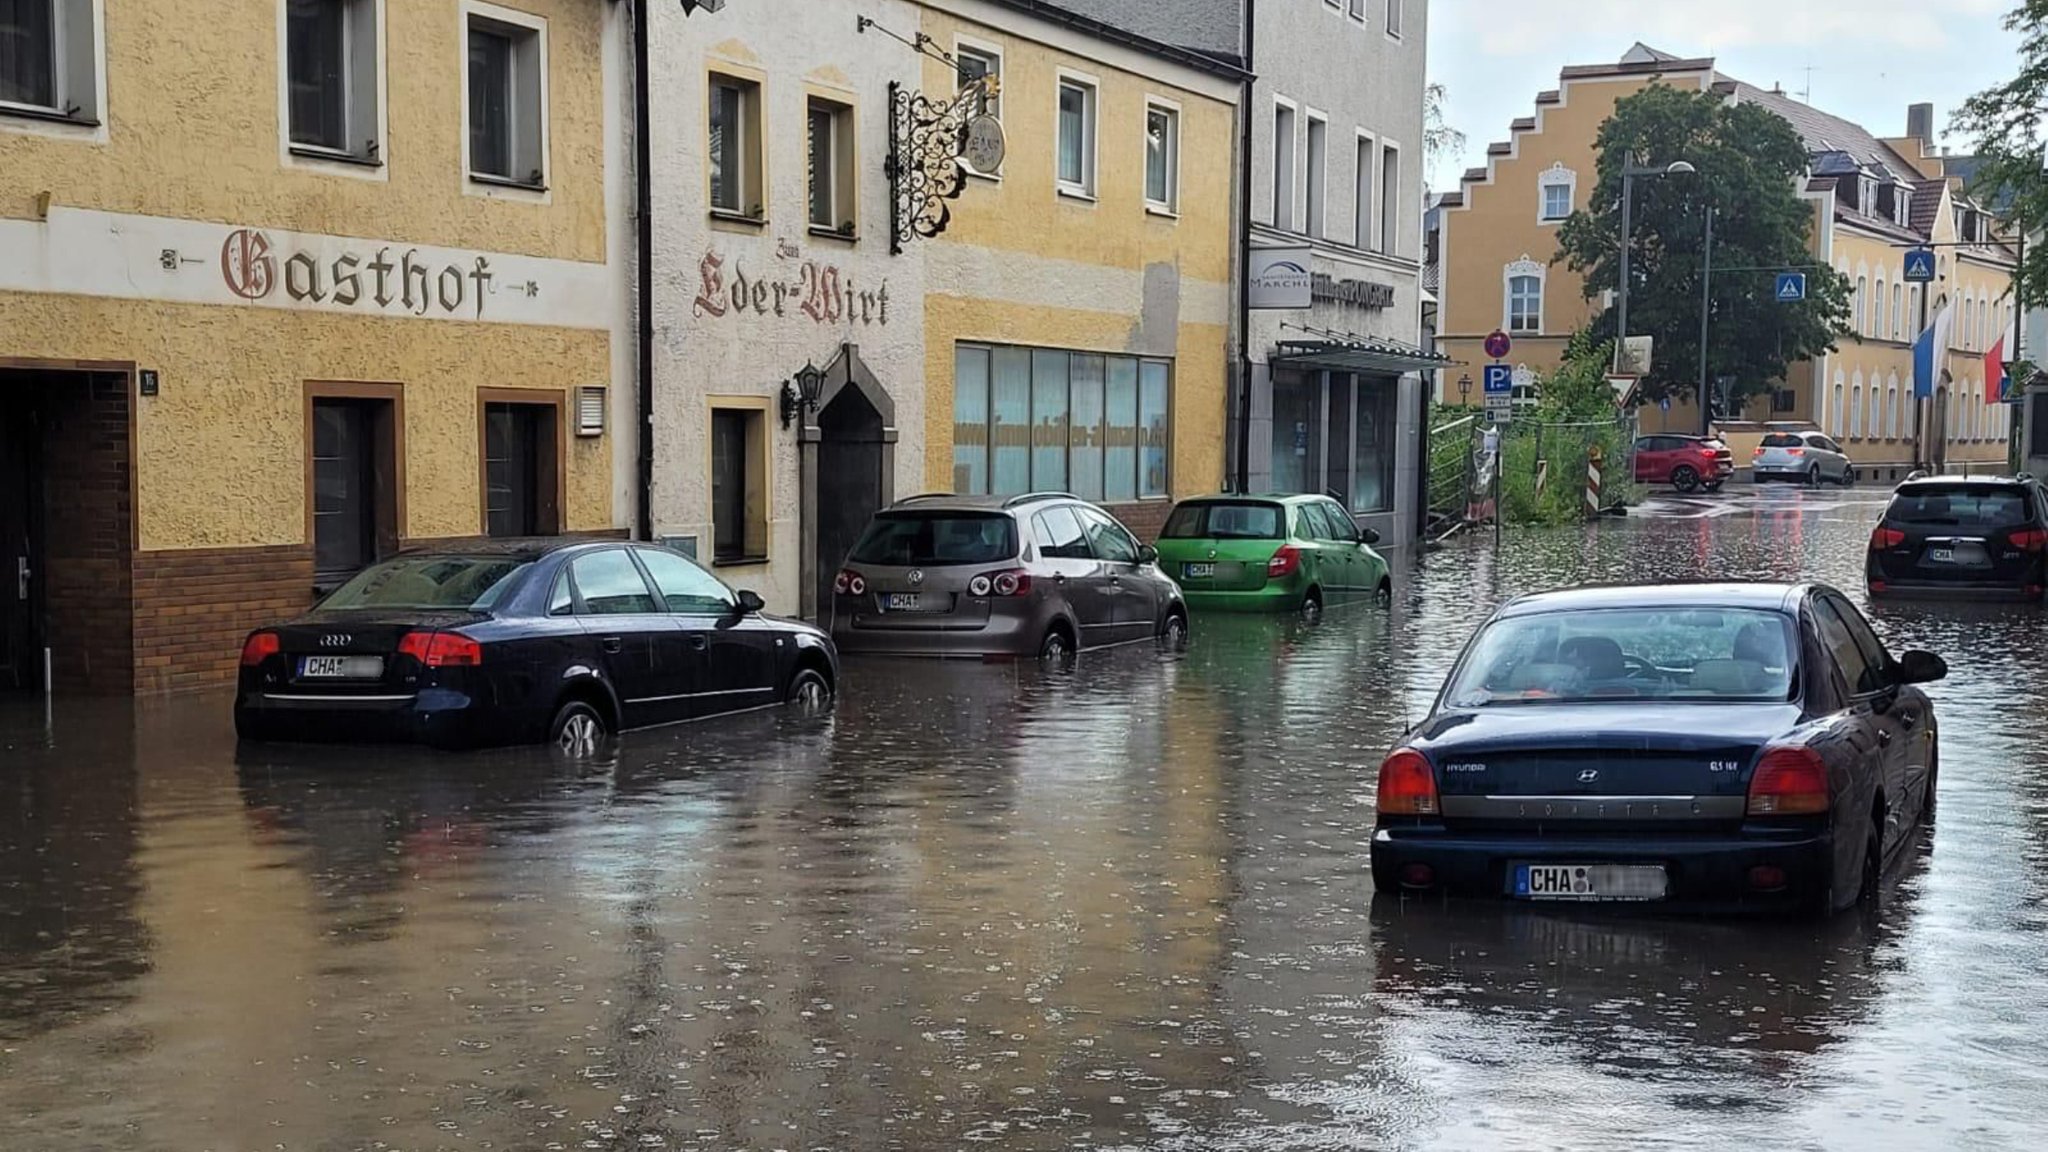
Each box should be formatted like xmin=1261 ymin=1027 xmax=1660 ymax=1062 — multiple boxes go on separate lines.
xmin=886 ymin=74 xmax=1000 ymax=254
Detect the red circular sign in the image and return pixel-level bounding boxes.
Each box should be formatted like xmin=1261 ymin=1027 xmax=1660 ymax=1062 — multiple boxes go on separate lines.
xmin=1484 ymin=329 xmax=1512 ymax=359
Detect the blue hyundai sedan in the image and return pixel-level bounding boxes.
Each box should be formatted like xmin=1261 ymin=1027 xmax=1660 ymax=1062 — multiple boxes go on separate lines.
xmin=1371 ymin=583 xmax=1944 ymax=916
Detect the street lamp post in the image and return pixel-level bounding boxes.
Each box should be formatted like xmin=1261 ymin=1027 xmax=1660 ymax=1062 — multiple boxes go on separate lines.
xmin=1459 ymin=373 xmax=1473 ymax=407
xmin=1615 ymin=158 xmax=1696 ymax=373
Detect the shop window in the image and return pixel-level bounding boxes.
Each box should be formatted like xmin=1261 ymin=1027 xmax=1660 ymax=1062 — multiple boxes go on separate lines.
xmin=309 ymin=389 xmax=400 ymax=585
xmin=466 ymin=4 xmax=547 ymax=188
xmin=483 ymin=397 xmax=560 ymax=537
xmin=953 ymin=344 xmax=1170 ymax=500
xmin=1056 ymin=75 xmax=1096 ymax=198
xmin=1352 ymin=377 xmax=1397 ymax=513
xmin=1069 ymin=354 xmax=1106 ymax=500
xmin=1 ymin=0 xmax=99 ymax=122
xmin=1145 ymin=101 xmax=1179 ymax=213
xmin=710 ymin=405 xmax=767 ymax=563
xmin=708 ymin=70 xmax=763 ymax=218
xmin=285 ymin=0 xmax=381 ymax=162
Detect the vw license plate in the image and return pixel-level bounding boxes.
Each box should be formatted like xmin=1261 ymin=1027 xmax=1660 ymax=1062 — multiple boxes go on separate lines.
xmin=883 ymin=593 xmax=923 ymax=612
xmin=1183 ymin=563 xmax=1216 ymax=579
xmin=1515 ymin=863 xmax=1667 ymax=902
xmin=299 ymin=655 xmax=384 ymax=679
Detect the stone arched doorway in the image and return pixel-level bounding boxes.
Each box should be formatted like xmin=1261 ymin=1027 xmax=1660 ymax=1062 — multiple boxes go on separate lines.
xmin=800 ymin=344 xmax=897 ymax=622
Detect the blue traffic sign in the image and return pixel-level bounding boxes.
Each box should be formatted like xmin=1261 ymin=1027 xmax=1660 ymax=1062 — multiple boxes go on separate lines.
xmin=1904 ymin=248 xmax=1936 ymax=283
xmin=1483 ymin=364 xmax=1513 ymax=394
xmin=1775 ymin=272 xmax=1807 ymax=302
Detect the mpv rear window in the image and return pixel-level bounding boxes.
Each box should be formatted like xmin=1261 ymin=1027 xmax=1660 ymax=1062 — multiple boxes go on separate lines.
xmin=1161 ymin=501 xmax=1284 ymax=540
xmin=1887 ymin=485 xmax=2033 ymax=529
xmin=1761 ymin=433 xmax=1804 ymax=447
xmin=850 ymin=512 xmax=1018 ymax=566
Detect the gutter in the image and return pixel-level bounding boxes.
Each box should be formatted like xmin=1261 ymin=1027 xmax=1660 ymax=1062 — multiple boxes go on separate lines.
xmin=1234 ymin=0 xmax=1255 ymax=494
xmin=632 ymin=0 xmax=655 ymax=542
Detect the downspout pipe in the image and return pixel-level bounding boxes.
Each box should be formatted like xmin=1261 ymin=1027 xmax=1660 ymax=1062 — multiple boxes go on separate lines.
xmin=633 ymin=0 xmax=655 ymax=541
xmin=1234 ymin=0 xmax=1256 ymax=495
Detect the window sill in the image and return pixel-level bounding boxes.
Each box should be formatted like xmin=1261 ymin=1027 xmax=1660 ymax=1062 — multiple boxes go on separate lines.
xmin=1145 ymin=203 xmax=1180 ymax=221
xmin=289 ymin=145 xmax=383 ymax=169
xmin=808 ymin=225 xmax=859 ymax=243
xmin=470 ymin=172 xmax=549 ymax=193
xmin=712 ymin=554 xmax=770 ymax=569
xmin=0 ymin=102 xmax=99 ymax=129
xmin=1056 ymin=186 xmax=1098 ymax=205
xmin=710 ymin=209 xmax=768 ymax=228
xmin=1538 ymin=216 xmax=1566 ymax=226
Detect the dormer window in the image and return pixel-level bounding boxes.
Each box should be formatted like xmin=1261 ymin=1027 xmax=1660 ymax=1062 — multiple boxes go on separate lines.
xmin=1860 ymin=177 xmax=1877 ymax=212
xmin=1896 ymin=189 xmax=1912 ymax=227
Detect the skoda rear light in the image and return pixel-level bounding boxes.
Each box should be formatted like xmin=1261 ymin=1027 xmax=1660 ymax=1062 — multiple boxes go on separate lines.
xmin=240 ymin=631 xmax=281 ymax=667
xmin=1376 ymin=749 xmax=1440 ymax=817
xmin=2009 ymin=528 xmax=2048 ymax=553
xmin=1870 ymin=527 xmax=1907 ymax=551
xmin=1747 ymin=746 xmax=1830 ymax=815
xmin=398 ymin=631 xmax=484 ymax=668
xmin=1267 ymin=546 xmax=1302 ymax=579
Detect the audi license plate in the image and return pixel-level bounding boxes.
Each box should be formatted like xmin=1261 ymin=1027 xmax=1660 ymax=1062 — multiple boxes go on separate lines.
xmin=882 ymin=593 xmax=923 ymax=612
xmin=1183 ymin=563 xmax=1216 ymax=579
xmin=1515 ymin=863 xmax=1667 ymax=902
xmin=298 ymin=655 xmax=384 ymax=679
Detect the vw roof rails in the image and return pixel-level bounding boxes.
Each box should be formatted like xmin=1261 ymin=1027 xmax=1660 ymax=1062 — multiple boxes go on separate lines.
xmin=1003 ymin=492 xmax=1080 ymax=508
xmin=894 ymin=492 xmax=958 ymax=504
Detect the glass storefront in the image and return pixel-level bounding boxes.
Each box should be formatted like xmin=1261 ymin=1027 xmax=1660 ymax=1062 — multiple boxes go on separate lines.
xmin=1266 ymin=367 xmax=1399 ymax=514
xmin=954 ymin=343 xmax=1171 ymax=500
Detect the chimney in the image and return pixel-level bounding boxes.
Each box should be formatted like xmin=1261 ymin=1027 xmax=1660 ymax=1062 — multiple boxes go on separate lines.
xmin=1907 ymin=103 xmax=1935 ymax=146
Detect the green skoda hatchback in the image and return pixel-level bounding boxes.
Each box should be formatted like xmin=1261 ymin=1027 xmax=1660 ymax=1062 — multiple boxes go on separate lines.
xmin=1155 ymin=495 xmax=1391 ymax=621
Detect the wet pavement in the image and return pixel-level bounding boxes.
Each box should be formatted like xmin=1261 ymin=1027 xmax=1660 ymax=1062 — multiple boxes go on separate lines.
xmin=4 ymin=484 xmax=2048 ymax=1150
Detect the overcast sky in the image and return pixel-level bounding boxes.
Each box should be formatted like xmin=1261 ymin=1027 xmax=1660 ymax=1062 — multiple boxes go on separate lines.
xmin=1424 ymin=0 xmax=2022 ymax=188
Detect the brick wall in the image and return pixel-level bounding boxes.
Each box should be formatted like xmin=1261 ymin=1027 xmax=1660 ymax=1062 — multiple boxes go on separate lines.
xmin=40 ymin=374 xmax=134 ymax=694
xmin=131 ymin=545 xmax=315 ymax=694
xmin=1104 ymin=500 xmax=1174 ymax=544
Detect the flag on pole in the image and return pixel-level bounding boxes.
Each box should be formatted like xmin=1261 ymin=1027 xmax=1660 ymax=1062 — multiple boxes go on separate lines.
xmin=1913 ymin=300 xmax=1954 ymax=398
xmin=1986 ymin=335 xmax=2007 ymax=403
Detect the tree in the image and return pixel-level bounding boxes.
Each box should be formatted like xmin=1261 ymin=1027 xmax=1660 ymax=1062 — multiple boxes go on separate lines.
xmin=1954 ymin=1 xmax=2048 ymax=308
xmin=1424 ymin=82 xmax=1466 ymax=180
xmin=1554 ymin=83 xmax=1850 ymax=409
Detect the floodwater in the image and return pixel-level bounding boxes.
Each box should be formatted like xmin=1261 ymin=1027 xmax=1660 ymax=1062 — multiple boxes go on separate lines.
xmin=4 ymin=485 xmax=2047 ymax=1150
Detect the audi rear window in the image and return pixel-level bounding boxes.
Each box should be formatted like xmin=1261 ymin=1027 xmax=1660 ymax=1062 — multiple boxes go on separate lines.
xmin=1161 ymin=501 xmax=1285 ymax=540
xmin=321 ymin=556 xmax=533 ymax=610
xmin=1887 ymin=485 xmax=2033 ymax=528
xmin=851 ymin=513 xmax=1018 ymax=566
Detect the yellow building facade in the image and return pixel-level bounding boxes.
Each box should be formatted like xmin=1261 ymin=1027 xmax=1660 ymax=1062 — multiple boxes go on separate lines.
xmin=0 ymin=0 xmax=631 ymax=693
xmin=916 ymin=0 xmax=1242 ymax=540
xmin=1437 ymin=45 xmax=2014 ymax=476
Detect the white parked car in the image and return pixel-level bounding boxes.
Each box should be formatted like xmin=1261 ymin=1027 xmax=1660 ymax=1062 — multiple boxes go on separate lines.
xmin=1752 ymin=430 xmax=1855 ymax=486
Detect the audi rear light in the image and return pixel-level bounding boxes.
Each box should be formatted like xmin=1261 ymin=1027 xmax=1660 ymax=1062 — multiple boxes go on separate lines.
xmin=2009 ymin=528 xmax=2048 ymax=553
xmin=1376 ymin=749 xmax=1440 ymax=817
xmin=834 ymin=569 xmax=866 ymax=596
xmin=988 ymin=569 xmax=1033 ymax=597
xmin=1870 ymin=527 xmax=1907 ymax=550
xmin=1747 ymin=747 xmax=1830 ymax=815
xmin=1267 ymin=545 xmax=1302 ymax=578
xmin=398 ymin=630 xmax=484 ymax=668
xmin=240 ymin=631 xmax=281 ymax=667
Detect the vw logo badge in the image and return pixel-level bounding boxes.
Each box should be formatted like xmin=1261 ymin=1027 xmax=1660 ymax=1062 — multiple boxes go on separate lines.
xmin=907 ymin=569 xmax=925 ymax=586
xmin=1577 ymin=769 xmax=1600 ymax=784
xmin=321 ymin=634 xmax=353 ymax=648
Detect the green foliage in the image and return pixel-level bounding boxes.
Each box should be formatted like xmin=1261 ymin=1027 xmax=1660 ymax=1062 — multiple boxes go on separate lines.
xmin=1487 ymin=339 xmax=1642 ymax=526
xmin=1555 ymin=83 xmax=1851 ymax=409
xmin=1954 ymin=2 xmax=2048 ymax=309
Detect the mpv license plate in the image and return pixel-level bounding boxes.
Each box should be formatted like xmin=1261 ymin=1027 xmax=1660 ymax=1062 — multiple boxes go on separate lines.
xmin=1183 ymin=563 xmax=1216 ymax=579
xmin=1515 ymin=863 xmax=1667 ymax=902
xmin=299 ymin=655 xmax=383 ymax=679
xmin=883 ymin=593 xmax=923 ymax=612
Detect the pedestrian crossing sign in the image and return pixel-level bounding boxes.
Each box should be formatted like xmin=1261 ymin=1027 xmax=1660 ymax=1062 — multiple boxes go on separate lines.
xmin=1775 ymin=272 xmax=1806 ymax=302
xmin=1904 ymin=248 xmax=1936 ymax=283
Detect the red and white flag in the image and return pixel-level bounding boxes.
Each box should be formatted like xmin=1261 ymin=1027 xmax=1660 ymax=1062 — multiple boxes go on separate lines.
xmin=1986 ymin=335 xmax=2007 ymax=402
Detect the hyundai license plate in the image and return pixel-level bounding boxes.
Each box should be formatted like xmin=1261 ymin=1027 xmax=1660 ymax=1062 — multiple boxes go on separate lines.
xmin=1515 ymin=863 xmax=1667 ymax=902
xmin=1183 ymin=563 xmax=1216 ymax=579
xmin=299 ymin=655 xmax=384 ymax=679
xmin=883 ymin=593 xmax=923 ymax=612
xmin=1929 ymin=548 xmax=1955 ymax=564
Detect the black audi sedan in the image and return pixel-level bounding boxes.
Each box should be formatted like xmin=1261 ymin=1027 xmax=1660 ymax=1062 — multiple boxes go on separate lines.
xmin=235 ymin=541 xmax=838 ymax=753
xmin=1371 ymin=583 xmax=1943 ymax=916
xmin=1867 ymin=475 xmax=2048 ymax=601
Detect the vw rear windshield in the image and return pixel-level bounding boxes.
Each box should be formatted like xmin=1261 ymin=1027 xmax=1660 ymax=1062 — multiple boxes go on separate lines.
xmin=321 ymin=556 xmax=532 ymax=610
xmin=1887 ymin=485 xmax=2032 ymax=529
xmin=1161 ymin=501 xmax=1285 ymax=540
xmin=851 ymin=513 xmax=1019 ymax=566
xmin=1444 ymin=607 xmax=1798 ymax=707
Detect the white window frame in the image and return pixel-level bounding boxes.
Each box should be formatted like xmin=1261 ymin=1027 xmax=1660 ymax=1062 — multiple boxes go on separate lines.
xmin=1353 ymin=129 xmax=1376 ymax=250
xmin=277 ymin=0 xmax=388 ymax=178
xmin=1536 ymin=162 xmax=1576 ymax=224
xmin=1896 ymin=188 xmax=1912 ymax=227
xmin=1347 ymin=0 xmax=1366 ymax=24
xmin=1271 ymin=94 xmax=1298 ymax=232
xmin=1304 ymin=108 xmax=1329 ymax=239
xmin=1054 ymin=68 xmax=1099 ymax=202
xmin=954 ymin=36 xmax=1002 ymax=180
xmin=707 ymin=64 xmax=766 ymax=221
xmin=1379 ymin=137 xmax=1403 ymax=256
xmin=1384 ymin=0 xmax=1403 ymax=40
xmin=0 ymin=0 xmax=105 ymax=140
xmin=1504 ymin=257 xmax=1545 ymax=335
xmin=461 ymin=1 xmax=549 ymax=198
xmin=805 ymin=90 xmax=857 ymax=236
xmin=1142 ymin=96 xmax=1180 ymax=217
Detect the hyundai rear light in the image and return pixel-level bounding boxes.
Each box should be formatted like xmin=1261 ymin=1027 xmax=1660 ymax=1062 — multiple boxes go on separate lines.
xmin=1267 ymin=546 xmax=1302 ymax=579
xmin=988 ymin=570 xmax=1034 ymax=597
xmin=2010 ymin=528 xmax=2048 ymax=553
xmin=1870 ymin=527 xmax=1907 ymax=550
xmin=1747 ymin=746 xmax=1830 ymax=815
xmin=1375 ymin=749 xmax=1440 ymax=816
xmin=398 ymin=631 xmax=484 ymax=668
xmin=240 ymin=631 xmax=281 ymax=666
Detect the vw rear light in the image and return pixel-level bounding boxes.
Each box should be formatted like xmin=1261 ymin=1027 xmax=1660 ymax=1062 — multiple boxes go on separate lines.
xmin=834 ymin=569 xmax=866 ymax=596
xmin=1870 ymin=527 xmax=1907 ymax=550
xmin=2010 ymin=528 xmax=2048 ymax=553
xmin=988 ymin=570 xmax=1033 ymax=597
xmin=1747 ymin=747 xmax=1829 ymax=815
xmin=398 ymin=631 xmax=484 ymax=668
xmin=1376 ymin=749 xmax=1439 ymax=816
xmin=240 ymin=631 xmax=281 ymax=667
xmin=1267 ymin=545 xmax=1302 ymax=578
xmin=968 ymin=575 xmax=993 ymax=597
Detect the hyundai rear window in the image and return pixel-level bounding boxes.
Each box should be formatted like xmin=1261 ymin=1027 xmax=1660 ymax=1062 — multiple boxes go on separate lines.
xmin=1444 ymin=607 xmax=1798 ymax=707
xmin=321 ymin=557 xmax=533 ymax=610
xmin=1887 ymin=486 xmax=2032 ymax=528
xmin=851 ymin=513 xmax=1018 ymax=566
xmin=1161 ymin=502 xmax=1284 ymax=540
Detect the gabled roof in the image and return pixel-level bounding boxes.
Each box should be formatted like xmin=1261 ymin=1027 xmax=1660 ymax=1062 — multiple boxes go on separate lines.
xmin=1910 ymin=178 xmax=1946 ymax=234
xmin=1725 ymin=81 xmax=1921 ymax=185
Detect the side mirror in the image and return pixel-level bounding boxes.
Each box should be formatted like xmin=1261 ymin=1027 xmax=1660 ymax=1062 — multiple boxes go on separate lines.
xmin=1137 ymin=544 xmax=1159 ymax=565
xmin=1897 ymin=649 xmax=1947 ymax=685
xmin=735 ymin=589 xmax=767 ymax=615
xmin=1359 ymin=527 xmax=1381 ymax=546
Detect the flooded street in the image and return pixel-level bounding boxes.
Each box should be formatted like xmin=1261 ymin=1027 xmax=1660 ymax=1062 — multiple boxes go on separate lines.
xmin=5 ymin=486 xmax=2048 ymax=1151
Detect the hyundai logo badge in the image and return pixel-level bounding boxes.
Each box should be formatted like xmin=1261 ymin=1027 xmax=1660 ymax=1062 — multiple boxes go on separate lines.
xmin=1577 ymin=769 xmax=1600 ymax=783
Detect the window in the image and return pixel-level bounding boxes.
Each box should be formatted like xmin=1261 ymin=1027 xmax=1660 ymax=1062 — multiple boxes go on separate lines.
xmin=635 ymin=547 xmax=734 ymax=615
xmin=1144 ymin=102 xmax=1179 ymax=212
xmin=1076 ymin=507 xmax=1139 ymax=564
xmin=1887 ymin=384 xmax=1900 ymax=439
xmin=1898 ymin=189 xmax=1912 ymax=226
xmin=708 ymin=71 xmax=762 ymax=217
xmin=1814 ymin=595 xmax=1890 ymax=697
xmin=1385 ymin=0 xmax=1403 ymax=37
xmin=1033 ymin=506 xmax=1092 ymax=559
xmin=569 ymin=550 xmax=660 ymax=616
xmin=1508 ymin=274 xmax=1542 ymax=333
xmin=483 ymin=398 xmax=559 ymax=537
xmin=285 ymin=0 xmax=380 ymax=161
xmin=1305 ymin=113 xmax=1328 ymax=237
xmin=1354 ymin=136 xmax=1375 ymax=248
xmin=1537 ymin=164 xmax=1576 ymax=222
xmin=1892 ymin=283 xmax=1903 ymax=340
xmin=710 ymin=406 xmax=766 ymax=562
xmin=852 ymin=512 xmax=1018 ymax=566
xmin=309 ymin=390 xmax=399 ymax=585
xmin=325 ymin=556 xmax=531 ymax=611
xmin=1348 ymin=0 xmax=1365 ymax=19
xmin=466 ymin=6 xmax=546 ymax=187
xmin=1380 ymin=143 xmax=1401 ymax=254
xmin=1850 ymin=385 xmax=1862 ymax=438
xmin=1772 ymin=389 xmax=1796 ymax=413
xmin=1056 ymin=76 xmax=1096 ymax=198
xmin=1161 ymin=500 xmax=1283 ymax=540
xmin=1442 ymin=608 xmax=1799 ymax=707
xmin=807 ymin=95 xmax=854 ymax=233
xmin=1872 ymin=277 xmax=1886 ymax=338
xmin=1 ymin=0 xmax=97 ymax=121
xmin=953 ymin=344 xmax=1172 ymax=500
xmin=1352 ymin=378 xmax=1398 ymax=515
xmin=1273 ymin=101 xmax=1296 ymax=230
xmin=1854 ymin=276 xmax=1867 ymax=335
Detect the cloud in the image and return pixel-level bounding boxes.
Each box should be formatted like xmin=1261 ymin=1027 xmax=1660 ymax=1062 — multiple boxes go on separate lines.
xmin=1437 ymin=0 xmax=2010 ymax=58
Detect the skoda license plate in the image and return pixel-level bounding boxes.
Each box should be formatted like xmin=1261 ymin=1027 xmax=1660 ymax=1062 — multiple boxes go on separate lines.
xmin=1184 ymin=563 xmax=1215 ymax=579
xmin=1515 ymin=863 xmax=1667 ymax=902
xmin=299 ymin=655 xmax=383 ymax=679
xmin=883 ymin=593 xmax=923 ymax=612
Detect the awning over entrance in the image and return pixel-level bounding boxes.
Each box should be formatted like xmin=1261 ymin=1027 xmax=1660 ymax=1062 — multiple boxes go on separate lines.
xmin=1272 ymin=335 xmax=1453 ymax=377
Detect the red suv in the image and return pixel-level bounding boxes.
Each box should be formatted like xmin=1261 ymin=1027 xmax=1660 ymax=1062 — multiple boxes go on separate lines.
xmin=1633 ymin=435 xmax=1734 ymax=493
